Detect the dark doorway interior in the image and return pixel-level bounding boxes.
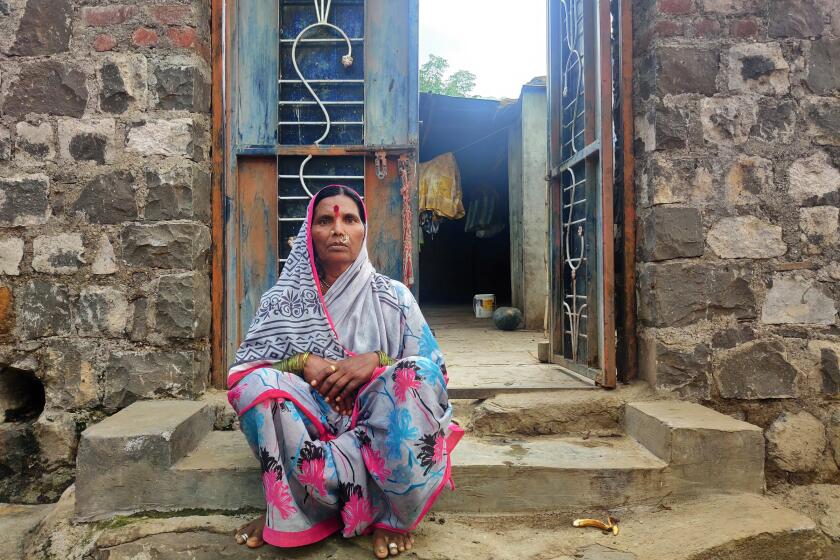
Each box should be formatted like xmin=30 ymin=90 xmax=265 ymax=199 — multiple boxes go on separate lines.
xmin=418 ymin=93 xmax=514 ymax=306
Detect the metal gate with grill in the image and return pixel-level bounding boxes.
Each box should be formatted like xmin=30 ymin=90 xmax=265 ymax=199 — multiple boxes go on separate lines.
xmin=220 ymin=0 xmax=419 ymax=382
xmin=547 ymin=0 xmax=635 ymax=388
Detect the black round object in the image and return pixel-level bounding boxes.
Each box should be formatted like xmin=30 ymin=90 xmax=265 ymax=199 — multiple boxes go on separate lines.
xmin=493 ymin=307 xmax=523 ymax=331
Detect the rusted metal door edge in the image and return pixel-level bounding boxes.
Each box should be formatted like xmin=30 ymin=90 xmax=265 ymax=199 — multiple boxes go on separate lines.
xmin=618 ymin=0 xmax=638 ymax=382
xmin=210 ymin=0 xmax=226 ymax=388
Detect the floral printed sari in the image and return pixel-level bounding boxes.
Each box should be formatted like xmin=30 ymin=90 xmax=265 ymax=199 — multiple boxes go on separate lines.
xmin=227 ymin=187 xmax=463 ymax=547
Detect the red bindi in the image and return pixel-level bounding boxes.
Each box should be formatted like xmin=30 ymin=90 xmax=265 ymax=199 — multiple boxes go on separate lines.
xmin=333 ymin=205 xmax=340 ymax=219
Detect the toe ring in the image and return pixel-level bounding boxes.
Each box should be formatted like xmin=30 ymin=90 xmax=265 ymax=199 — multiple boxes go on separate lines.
xmin=240 ymin=532 xmax=249 ymax=542
xmin=388 ymin=542 xmax=399 ymax=554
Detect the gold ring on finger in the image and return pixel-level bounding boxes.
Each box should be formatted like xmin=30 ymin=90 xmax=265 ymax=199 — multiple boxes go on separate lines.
xmin=330 ymin=365 xmax=337 ymax=372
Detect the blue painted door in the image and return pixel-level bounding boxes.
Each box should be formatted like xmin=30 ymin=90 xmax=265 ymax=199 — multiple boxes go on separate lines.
xmin=225 ymin=0 xmax=419 ymax=365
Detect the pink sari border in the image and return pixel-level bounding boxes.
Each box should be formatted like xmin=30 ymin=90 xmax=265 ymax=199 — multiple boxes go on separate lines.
xmin=370 ymin=423 xmax=465 ymax=535
xmin=237 ymin=388 xmax=331 ymax=440
xmin=227 ymin=361 xmax=272 ymax=389
xmin=262 ymin=516 xmax=342 ymax=548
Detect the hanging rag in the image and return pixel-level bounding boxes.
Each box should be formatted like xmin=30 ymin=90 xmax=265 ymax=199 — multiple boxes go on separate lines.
xmin=418 ymin=153 xmax=465 ymax=221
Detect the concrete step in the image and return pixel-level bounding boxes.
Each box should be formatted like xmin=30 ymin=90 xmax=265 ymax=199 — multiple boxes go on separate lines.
xmin=624 ymin=400 xmax=765 ymax=494
xmin=75 ymin=399 xmax=215 ymax=521
xmin=153 ymin=432 xmax=673 ymax=514
xmin=74 ymin=398 xmax=768 ymax=521
xmin=463 ymin=381 xmax=656 ymax=436
xmin=31 ymin=488 xmax=834 ymax=560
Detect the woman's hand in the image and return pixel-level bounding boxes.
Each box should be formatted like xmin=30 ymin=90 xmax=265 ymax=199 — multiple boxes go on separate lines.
xmin=316 ymin=352 xmax=380 ymax=414
xmin=303 ymin=355 xmax=336 ymax=388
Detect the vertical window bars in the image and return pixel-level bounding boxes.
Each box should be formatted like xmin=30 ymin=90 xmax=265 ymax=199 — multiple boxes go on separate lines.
xmin=277 ymin=0 xmax=366 ymax=271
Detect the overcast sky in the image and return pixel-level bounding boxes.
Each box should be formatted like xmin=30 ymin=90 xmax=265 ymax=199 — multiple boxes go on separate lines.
xmin=419 ymin=0 xmax=547 ymax=100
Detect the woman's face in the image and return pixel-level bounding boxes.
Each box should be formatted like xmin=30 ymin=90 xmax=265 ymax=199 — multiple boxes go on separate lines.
xmin=311 ymin=194 xmax=365 ymax=272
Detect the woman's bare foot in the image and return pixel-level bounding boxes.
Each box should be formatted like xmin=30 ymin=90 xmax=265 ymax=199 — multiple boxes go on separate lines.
xmin=372 ymin=527 xmax=414 ymax=558
xmin=234 ymin=514 xmax=266 ymax=548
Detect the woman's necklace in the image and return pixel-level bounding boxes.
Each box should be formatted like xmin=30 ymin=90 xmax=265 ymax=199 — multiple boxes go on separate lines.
xmin=320 ymin=278 xmax=333 ymax=293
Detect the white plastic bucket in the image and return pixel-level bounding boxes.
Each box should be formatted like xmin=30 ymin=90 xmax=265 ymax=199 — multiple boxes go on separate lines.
xmin=473 ymin=294 xmax=495 ymax=318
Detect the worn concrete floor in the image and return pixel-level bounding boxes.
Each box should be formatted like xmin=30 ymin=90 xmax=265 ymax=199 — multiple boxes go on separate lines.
xmin=422 ymin=305 xmax=590 ymax=398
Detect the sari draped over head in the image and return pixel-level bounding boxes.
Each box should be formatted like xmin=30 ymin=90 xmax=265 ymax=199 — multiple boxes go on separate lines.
xmin=227 ymin=187 xmax=463 ymax=548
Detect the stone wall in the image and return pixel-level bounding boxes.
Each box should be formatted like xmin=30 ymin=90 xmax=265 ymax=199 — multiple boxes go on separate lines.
xmin=0 ymin=1 xmax=212 ymax=502
xmin=634 ymin=0 xmax=840 ymax=483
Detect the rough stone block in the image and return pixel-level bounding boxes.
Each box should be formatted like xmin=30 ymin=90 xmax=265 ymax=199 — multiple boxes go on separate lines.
xmin=40 ymin=341 xmax=99 ymax=410
xmin=830 ymin=408 xmax=840 ymax=464
xmin=145 ymin=166 xmax=210 ymax=222
xmin=714 ymin=340 xmax=798 ymax=399
xmin=8 ymin=0 xmax=72 ymax=56
xmin=641 ymin=206 xmax=704 ymax=261
xmin=711 ymin=323 xmax=755 ymax=349
xmin=32 ymin=233 xmax=85 ymax=274
xmin=14 ymin=121 xmax=55 ymax=165
xmin=34 ymin=410 xmax=78 ymax=465
xmin=821 ymin=348 xmax=840 ymax=394
xmin=0 ymin=175 xmax=49 ymax=226
xmin=706 ymin=216 xmax=786 ymax=259
xmin=636 ymin=99 xmax=701 ymax=152
xmin=120 ymin=223 xmax=210 ymax=269
xmin=800 ymin=206 xmax=839 ymax=242
xmin=3 ymin=61 xmax=88 ymax=118
xmin=16 ymin=281 xmax=72 ymax=338
xmin=0 ymin=126 xmax=10 ymax=161
xmin=76 ymin=286 xmax=129 ymax=338
xmin=639 ymin=262 xmax=755 ymax=327
xmin=72 ymin=170 xmax=137 ymax=224
xmin=0 ymin=286 xmax=12 ymax=336
xmin=98 ymin=55 xmax=148 ymax=114
xmin=723 ymin=156 xmax=773 ymax=206
xmin=807 ymin=39 xmax=840 ymax=94
xmin=0 ymin=238 xmax=24 ymax=275
xmin=102 ymin=351 xmax=208 ymax=409
xmin=762 ymin=274 xmax=837 ymax=325
xmin=640 ymin=336 xmax=711 ymax=399
xmin=624 ymin=401 xmax=764 ymax=493
xmin=766 ymin=411 xmax=826 ymax=473
xmin=788 ymin=151 xmax=840 ymax=205
xmin=57 ymin=119 xmax=116 ymax=164
xmin=700 ymin=96 xmax=757 ymax=145
xmin=93 ymin=34 xmax=117 ymax=52
xmin=699 ymin=0 xmax=761 ymax=14
xmin=91 ymin=234 xmax=117 ymax=275
xmin=147 ymin=5 xmax=194 ymax=25
xmin=769 ymin=0 xmax=825 ymax=38
xmin=656 ymin=47 xmax=719 ymax=95
xmin=638 ymin=155 xmax=714 ymax=207
xmin=0 ymin=422 xmax=36 ymax=477
xmin=82 ymin=5 xmax=138 ymax=27
xmin=151 ymin=273 xmax=210 ymax=340
xmin=154 ymin=63 xmax=210 ymax=112
xmin=750 ymin=98 xmax=797 ymax=144
xmin=727 ymin=42 xmax=790 ymax=96
xmin=804 ymin=97 xmax=840 ymax=147
xmin=132 ymin=27 xmax=158 ymax=48
xmin=126 ymin=119 xmax=196 ymax=157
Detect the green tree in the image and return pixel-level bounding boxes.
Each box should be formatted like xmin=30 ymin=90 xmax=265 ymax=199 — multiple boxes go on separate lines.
xmin=420 ymin=54 xmax=477 ymax=97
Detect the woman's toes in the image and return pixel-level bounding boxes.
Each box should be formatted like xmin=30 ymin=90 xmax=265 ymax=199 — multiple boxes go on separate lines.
xmin=373 ymin=532 xmax=389 ymax=559
xmin=405 ymin=534 xmax=413 ymax=550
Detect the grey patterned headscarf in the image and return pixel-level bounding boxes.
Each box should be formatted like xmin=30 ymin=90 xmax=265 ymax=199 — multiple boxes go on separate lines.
xmin=229 ymin=187 xmax=403 ymax=384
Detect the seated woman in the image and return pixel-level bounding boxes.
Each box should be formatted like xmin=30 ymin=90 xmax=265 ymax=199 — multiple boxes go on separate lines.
xmin=227 ymin=185 xmax=463 ymax=558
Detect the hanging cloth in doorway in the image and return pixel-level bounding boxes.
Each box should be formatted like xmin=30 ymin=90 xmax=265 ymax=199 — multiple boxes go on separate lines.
xmin=464 ymin=189 xmax=504 ymax=238
xmin=418 ymin=153 xmax=466 ymax=221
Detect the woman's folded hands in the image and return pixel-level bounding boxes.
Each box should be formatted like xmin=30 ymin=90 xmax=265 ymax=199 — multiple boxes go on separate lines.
xmin=303 ymin=353 xmax=380 ymax=415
